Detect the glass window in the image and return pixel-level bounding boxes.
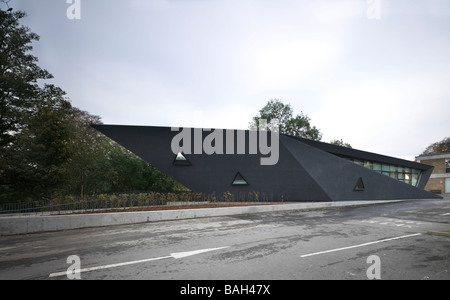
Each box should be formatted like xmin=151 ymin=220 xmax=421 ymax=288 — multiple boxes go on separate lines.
xmin=373 ymin=163 xmax=381 ymax=171
xmin=354 ymin=159 xmax=364 ymax=166
xmin=446 ymin=159 xmax=450 ymax=173
xmin=405 ymin=174 xmax=410 ymax=184
xmin=175 ymin=152 xmax=187 ymax=161
xmin=354 ymin=177 xmax=365 ymax=191
xmin=344 ymin=157 xmax=422 ymax=186
xmin=173 ymin=152 xmax=191 ymax=166
xmin=411 ymin=173 xmax=419 ymax=186
xmin=364 ymin=161 xmax=373 ymax=169
xmin=232 ymin=172 xmax=248 ymax=186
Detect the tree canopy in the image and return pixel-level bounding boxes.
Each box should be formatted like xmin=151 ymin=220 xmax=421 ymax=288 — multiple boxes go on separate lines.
xmin=0 ymin=9 xmax=182 ymax=203
xmin=330 ymin=139 xmax=352 ymax=148
xmin=249 ymin=99 xmax=352 ymax=148
xmin=0 ymin=9 xmax=54 ymax=148
xmin=420 ymin=137 xmax=450 ymax=156
xmin=249 ymin=99 xmax=322 ymax=141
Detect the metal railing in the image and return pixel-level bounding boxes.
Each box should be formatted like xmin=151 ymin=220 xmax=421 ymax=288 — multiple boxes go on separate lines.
xmin=0 ymin=190 xmax=281 ymax=215
xmin=0 ymin=191 xmax=204 ymax=215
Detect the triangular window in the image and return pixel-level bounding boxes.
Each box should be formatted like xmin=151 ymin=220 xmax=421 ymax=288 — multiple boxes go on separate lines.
xmin=354 ymin=177 xmax=365 ymax=191
xmin=173 ymin=152 xmax=191 ymax=166
xmin=232 ymin=172 xmax=248 ymax=186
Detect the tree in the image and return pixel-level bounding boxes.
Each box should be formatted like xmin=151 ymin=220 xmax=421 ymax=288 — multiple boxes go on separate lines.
xmin=2 ymin=85 xmax=73 ymax=201
xmin=0 ymin=8 xmax=75 ymax=201
xmin=0 ymin=9 xmax=53 ymax=148
xmin=249 ymin=99 xmax=322 ymax=141
xmin=420 ymin=137 xmax=450 ymax=156
xmin=330 ymin=138 xmax=352 ymax=148
xmin=60 ymin=107 xmax=114 ymax=197
xmin=0 ymin=7 xmax=185 ymax=203
xmin=59 ymin=107 xmax=184 ymax=197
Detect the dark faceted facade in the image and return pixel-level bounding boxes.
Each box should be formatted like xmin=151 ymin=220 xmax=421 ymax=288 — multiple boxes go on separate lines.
xmin=92 ymin=124 xmax=440 ymax=202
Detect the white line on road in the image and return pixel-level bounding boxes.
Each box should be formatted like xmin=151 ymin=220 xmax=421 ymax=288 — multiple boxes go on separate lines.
xmin=0 ymin=246 xmax=19 ymax=252
xmin=49 ymin=255 xmax=171 ymax=278
xmin=170 ymin=247 xmax=229 ymax=259
xmin=441 ymin=213 xmax=450 ymax=216
xmin=300 ymin=233 xmax=422 ymax=258
xmin=49 ymin=246 xmax=229 ymax=278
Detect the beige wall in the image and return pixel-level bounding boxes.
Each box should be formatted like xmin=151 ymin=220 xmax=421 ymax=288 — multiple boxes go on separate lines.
xmin=422 ymin=158 xmax=445 ymax=174
xmin=425 ymin=178 xmax=444 ymax=193
xmin=418 ymin=157 xmax=448 ymax=193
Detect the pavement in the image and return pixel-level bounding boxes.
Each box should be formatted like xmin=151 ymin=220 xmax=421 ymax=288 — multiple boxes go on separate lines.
xmin=0 ymin=199 xmax=438 ymax=236
xmin=1 ymin=198 xmax=448 ymax=280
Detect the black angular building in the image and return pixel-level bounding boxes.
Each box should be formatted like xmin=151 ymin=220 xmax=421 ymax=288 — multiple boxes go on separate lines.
xmin=92 ymin=124 xmax=440 ymax=202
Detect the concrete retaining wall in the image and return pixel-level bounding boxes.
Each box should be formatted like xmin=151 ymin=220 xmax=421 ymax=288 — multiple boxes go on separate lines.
xmin=0 ymin=200 xmax=404 ymax=236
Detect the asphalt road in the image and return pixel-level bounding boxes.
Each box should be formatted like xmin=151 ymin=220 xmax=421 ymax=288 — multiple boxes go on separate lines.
xmin=0 ymin=199 xmax=449 ymax=281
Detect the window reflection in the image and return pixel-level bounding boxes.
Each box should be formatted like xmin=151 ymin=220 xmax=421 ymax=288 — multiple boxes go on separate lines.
xmin=341 ymin=156 xmax=421 ymax=187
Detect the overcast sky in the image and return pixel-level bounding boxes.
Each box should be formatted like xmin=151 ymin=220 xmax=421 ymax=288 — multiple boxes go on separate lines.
xmin=9 ymin=0 xmax=450 ymax=161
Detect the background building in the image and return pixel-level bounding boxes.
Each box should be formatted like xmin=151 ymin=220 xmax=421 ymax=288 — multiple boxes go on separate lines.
xmin=416 ymin=152 xmax=450 ymax=195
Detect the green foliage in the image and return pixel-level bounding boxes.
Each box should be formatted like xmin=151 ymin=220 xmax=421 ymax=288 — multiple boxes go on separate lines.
xmin=249 ymin=99 xmax=322 ymax=141
xmin=0 ymin=9 xmax=184 ymax=203
xmin=4 ymin=85 xmax=73 ymax=200
xmin=0 ymin=184 xmax=12 ymax=201
xmin=330 ymin=138 xmax=352 ymax=148
xmin=0 ymin=10 xmax=53 ymax=148
xmin=420 ymin=137 xmax=450 ymax=156
xmin=0 ymin=8 xmax=74 ymax=201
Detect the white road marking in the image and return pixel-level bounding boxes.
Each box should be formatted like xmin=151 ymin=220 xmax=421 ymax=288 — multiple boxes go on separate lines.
xmin=300 ymin=233 xmax=422 ymax=258
xmin=0 ymin=246 xmax=19 ymax=252
xmin=360 ymin=218 xmax=428 ymax=228
xmin=441 ymin=213 xmax=450 ymax=216
xmin=49 ymin=255 xmax=171 ymax=278
xmin=171 ymin=246 xmax=229 ymax=259
xmin=49 ymin=246 xmax=229 ymax=278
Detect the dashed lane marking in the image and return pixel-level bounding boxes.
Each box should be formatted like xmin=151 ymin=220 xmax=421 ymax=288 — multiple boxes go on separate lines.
xmin=360 ymin=218 xmax=429 ymax=229
xmin=300 ymin=233 xmax=422 ymax=258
